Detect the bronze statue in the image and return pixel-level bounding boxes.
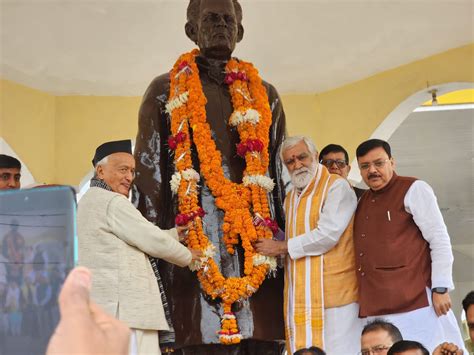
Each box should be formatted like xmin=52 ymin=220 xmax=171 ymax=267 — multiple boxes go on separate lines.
xmin=133 ymin=0 xmax=287 ymax=353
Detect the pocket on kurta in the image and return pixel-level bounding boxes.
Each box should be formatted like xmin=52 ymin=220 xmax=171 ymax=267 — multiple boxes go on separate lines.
xmin=369 ymin=267 xmax=410 ymax=314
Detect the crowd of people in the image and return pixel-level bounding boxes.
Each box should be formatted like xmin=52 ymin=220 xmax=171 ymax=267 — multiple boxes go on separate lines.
xmin=4 ymin=130 xmax=473 ymax=355
xmin=254 ymin=137 xmax=470 ymax=354
xmin=41 ymin=266 xmax=474 ymax=355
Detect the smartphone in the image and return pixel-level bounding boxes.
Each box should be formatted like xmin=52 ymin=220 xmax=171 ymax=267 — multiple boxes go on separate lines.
xmin=0 ymin=186 xmax=77 ymax=355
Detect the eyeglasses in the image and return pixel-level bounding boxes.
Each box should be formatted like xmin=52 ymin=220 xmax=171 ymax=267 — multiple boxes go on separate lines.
xmin=321 ymin=159 xmax=347 ymax=169
xmin=359 ymin=159 xmax=390 ymax=171
xmin=359 ymin=345 xmax=392 ymax=355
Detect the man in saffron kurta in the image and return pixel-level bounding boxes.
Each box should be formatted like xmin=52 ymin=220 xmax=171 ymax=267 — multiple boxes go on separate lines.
xmin=255 ymin=136 xmax=362 ymax=355
xmin=354 ymin=139 xmax=466 ymax=353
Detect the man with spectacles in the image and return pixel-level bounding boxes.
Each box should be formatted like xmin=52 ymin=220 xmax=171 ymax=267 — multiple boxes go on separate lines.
xmin=360 ymin=318 xmax=403 ymax=355
xmin=319 ymin=144 xmax=366 ymax=199
xmin=353 ymin=139 xmax=465 ymax=353
xmin=255 ymin=136 xmax=362 ymax=354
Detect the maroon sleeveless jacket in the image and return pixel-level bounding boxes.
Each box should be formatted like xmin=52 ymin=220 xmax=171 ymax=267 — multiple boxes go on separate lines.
xmin=354 ymin=173 xmax=432 ymax=317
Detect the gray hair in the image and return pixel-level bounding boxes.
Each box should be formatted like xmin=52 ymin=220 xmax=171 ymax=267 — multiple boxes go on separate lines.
xmin=93 ymin=156 xmax=109 ymax=178
xmin=279 ymin=135 xmax=318 ymax=162
xmin=96 ymin=156 xmax=109 ymax=167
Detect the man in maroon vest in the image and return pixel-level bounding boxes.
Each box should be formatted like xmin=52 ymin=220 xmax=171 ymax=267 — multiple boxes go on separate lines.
xmin=353 ymin=139 xmax=465 ymax=352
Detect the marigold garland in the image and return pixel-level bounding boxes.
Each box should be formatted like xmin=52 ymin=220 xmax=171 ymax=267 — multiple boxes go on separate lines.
xmin=167 ymin=49 xmax=277 ymax=344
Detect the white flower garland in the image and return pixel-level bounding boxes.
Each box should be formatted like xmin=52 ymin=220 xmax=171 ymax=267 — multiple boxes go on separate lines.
xmin=222 ymin=313 xmax=236 ymax=320
xmin=170 ymin=172 xmax=182 ymax=194
xmin=252 ymin=254 xmax=277 ymax=273
xmin=189 ymin=244 xmax=216 ymax=272
xmin=242 ymin=174 xmax=275 ymax=192
xmin=170 ymin=168 xmax=200 ymax=195
xmin=165 ymin=91 xmax=189 ymax=114
xmin=229 ymin=108 xmax=260 ymax=127
xmin=182 ymin=168 xmax=200 ymax=181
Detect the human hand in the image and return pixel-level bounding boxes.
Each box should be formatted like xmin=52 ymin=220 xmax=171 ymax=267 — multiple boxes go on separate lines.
xmin=189 ymin=248 xmax=203 ymax=263
xmin=433 ymin=342 xmax=463 ymax=355
xmin=252 ymin=213 xmax=265 ymax=227
xmin=432 ymin=292 xmax=452 ymax=316
xmin=253 ymin=213 xmax=283 ymax=240
xmin=177 ymin=222 xmax=193 ymax=242
xmin=46 ymin=267 xmax=130 ymax=355
xmin=254 ymin=238 xmax=288 ymax=257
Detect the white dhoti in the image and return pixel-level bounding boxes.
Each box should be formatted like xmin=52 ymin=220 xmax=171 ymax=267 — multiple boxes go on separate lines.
xmin=363 ymin=289 xmax=466 ymax=353
xmin=129 ymin=329 xmax=161 ymax=355
xmin=324 ymin=302 xmax=364 ymax=355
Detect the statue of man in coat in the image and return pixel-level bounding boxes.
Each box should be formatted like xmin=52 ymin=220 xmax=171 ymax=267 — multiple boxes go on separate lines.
xmin=133 ymin=0 xmax=287 ymax=353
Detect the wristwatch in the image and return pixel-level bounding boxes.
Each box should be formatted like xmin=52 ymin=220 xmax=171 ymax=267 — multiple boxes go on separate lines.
xmin=432 ymin=287 xmax=448 ymax=294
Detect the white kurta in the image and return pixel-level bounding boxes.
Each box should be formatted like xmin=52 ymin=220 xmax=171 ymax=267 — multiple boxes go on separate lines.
xmin=364 ymin=288 xmax=466 ymax=353
xmin=323 ymin=302 xmax=362 ymax=355
xmin=287 ymin=177 xmax=357 ymax=259
xmin=130 ymin=329 xmax=161 ymax=355
xmin=404 ymin=180 xmax=454 ymax=289
xmin=78 ymin=187 xmax=192 ymax=330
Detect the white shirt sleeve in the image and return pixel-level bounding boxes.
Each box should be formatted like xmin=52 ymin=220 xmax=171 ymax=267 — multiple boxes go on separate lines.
xmin=107 ymin=195 xmax=192 ymax=267
xmin=404 ymin=180 xmax=454 ymax=290
xmin=287 ymin=178 xmax=357 ymax=260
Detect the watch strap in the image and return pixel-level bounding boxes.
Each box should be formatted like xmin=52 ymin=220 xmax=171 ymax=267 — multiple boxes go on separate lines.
xmin=432 ymin=287 xmax=448 ymax=294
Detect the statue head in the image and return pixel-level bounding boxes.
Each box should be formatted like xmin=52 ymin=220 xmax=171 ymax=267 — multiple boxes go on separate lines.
xmin=185 ymin=0 xmax=244 ymax=60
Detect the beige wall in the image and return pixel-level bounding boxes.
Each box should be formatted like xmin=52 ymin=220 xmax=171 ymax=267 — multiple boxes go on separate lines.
xmin=55 ymin=96 xmax=141 ymax=185
xmin=1 ymin=43 xmax=473 ymax=186
xmin=282 ymin=43 xmax=474 ymax=161
xmin=0 ymin=80 xmax=56 ymax=183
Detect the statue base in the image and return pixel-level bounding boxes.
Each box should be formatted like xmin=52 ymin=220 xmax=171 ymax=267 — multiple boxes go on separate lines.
xmin=169 ymin=339 xmax=285 ymax=355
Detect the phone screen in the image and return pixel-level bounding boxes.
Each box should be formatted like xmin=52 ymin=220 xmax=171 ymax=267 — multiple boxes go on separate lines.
xmin=0 ymin=186 xmax=76 ymax=355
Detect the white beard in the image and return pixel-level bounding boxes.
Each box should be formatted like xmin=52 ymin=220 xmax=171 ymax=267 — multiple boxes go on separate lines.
xmin=290 ymin=161 xmax=318 ymax=190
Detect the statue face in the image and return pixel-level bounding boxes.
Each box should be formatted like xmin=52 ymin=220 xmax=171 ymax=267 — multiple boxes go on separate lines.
xmin=193 ymin=0 xmax=243 ymax=59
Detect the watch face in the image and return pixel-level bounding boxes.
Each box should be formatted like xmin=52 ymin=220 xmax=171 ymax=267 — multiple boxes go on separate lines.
xmin=433 ymin=287 xmax=448 ymax=294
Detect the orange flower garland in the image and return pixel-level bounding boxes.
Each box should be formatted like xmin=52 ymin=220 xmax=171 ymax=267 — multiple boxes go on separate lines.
xmin=168 ymin=49 xmax=276 ymax=344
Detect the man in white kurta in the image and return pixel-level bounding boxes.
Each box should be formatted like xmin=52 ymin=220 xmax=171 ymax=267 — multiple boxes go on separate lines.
xmin=78 ymin=140 xmax=199 ymax=355
xmin=256 ymin=136 xmax=363 ymax=355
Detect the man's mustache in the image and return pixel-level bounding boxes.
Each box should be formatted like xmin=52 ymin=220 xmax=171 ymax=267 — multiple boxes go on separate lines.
xmin=293 ymin=168 xmax=309 ymax=175
xmin=368 ymin=173 xmax=381 ymax=179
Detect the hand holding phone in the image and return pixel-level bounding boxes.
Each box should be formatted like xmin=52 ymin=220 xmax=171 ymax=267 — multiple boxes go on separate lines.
xmin=0 ymin=187 xmax=76 ymax=355
xmin=46 ymin=267 xmax=130 ymax=355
